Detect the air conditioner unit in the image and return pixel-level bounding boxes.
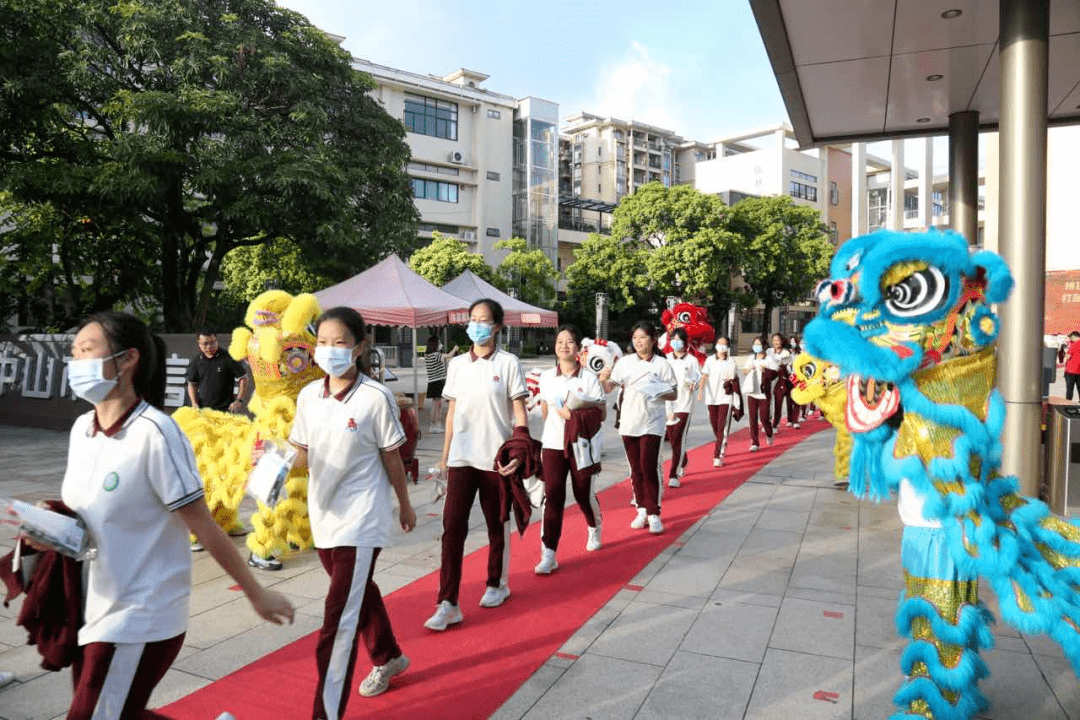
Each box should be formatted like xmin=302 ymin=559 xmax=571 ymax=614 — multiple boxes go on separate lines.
xmin=448 ymin=150 xmax=465 ymax=164
xmin=461 ymin=230 xmax=476 ymax=240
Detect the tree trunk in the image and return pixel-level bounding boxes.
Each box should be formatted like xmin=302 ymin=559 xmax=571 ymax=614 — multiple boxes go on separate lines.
xmin=761 ymin=302 xmax=772 ymax=338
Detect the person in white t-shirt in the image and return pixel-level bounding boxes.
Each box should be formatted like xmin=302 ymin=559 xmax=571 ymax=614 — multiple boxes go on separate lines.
xmin=698 ymin=337 xmax=739 ymax=467
xmin=424 ymin=299 xmax=529 ymax=632
xmin=663 ymin=327 xmax=701 ymax=488
xmin=599 ymin=321 xmax=677 ymax=535
xmin=741 ymin=337 xmax=776 ymax=452
xmin=767 ymin=332 xmax=799 ymax=431
xmin=47 ymin=312 xmax=293 ymax=720
xmin=278 ymin=307 xmax=417 ymax=712
xmin=534 ymin=325 xmax=607 ymax=575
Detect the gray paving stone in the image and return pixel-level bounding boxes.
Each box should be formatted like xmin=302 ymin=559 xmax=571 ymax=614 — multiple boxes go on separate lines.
xmin=172 ymin=612 xmax=321 ymax=680
xmin=489 ymin=663 xmax=567 ymax=720
xmin=743 ymin=648 xmax=852 ymax=720
xmin=980 ymin=648 xmax=1067 ymax=719
xmin=521 ymin=653 xmax=661 ymax=720
xmin=708 ymin=588 xmax=784 ymax=608
xmin=770 ymin=596 xmax=855 ymax=660
xmin=586 ymin=600 xmax=698 ymax=667
xmin=0 ymin=668 xmax=72 ymax=720
xmin=679 ymin=599 xmax=779 ymax=663
xmin=718 ymin=556 xmax=792 ymax=596
xmin=784 ymin=586 xmax=857 ymax=607
xmin=754 ymin=508 xmax=810 ymax=532
xmin=645 ymin=552 xmax=733 ymax=598
xmin=634 ymin=651 xmax=759 ymax=720
xmin=146 ymin=668 xmax=213 ymax=710
xmin=1032 ymin=652 xmax=1080 ymax=719
xmin=854 ymin=594 xmax=903 ymax=649
xmin=633 ymin=587 xmax=710 ymax=610
xmin=853 ymin=644 xmax=898 ymax=720
xmin=739 ymin=528 xmax=803 ymax=559
xmin=676 ymin=528 xmax=748 ymax=559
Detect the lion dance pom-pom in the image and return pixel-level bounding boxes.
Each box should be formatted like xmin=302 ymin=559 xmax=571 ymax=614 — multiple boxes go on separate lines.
xmin=173 ymin=290 xmax=324 ymax=560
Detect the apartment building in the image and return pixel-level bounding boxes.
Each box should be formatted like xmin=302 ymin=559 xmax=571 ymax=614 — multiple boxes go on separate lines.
xmin=355 ymin=60 xmax=558 ymax=268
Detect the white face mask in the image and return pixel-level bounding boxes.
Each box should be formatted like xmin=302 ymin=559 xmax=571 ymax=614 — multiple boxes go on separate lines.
xmin=314 ymin=346 xmax=356 ymax=378
xmin=68 ymin=351 xmax=126 ymax=404
xmin=715 ymin=344 xmax=728 ymax=354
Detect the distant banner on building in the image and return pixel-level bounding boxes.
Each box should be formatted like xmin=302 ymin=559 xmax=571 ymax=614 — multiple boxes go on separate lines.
xmin=1046 ymin=271 xmax=1080 ymax=335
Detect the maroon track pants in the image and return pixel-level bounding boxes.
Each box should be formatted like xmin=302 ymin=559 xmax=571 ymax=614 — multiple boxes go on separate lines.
xmin=707 ymin=404 xmax=731 ymax=459
xmin=747 ymin=396 xmax=772 ymax=447
xmin=313 ymin=546 xmax=401 ymax=720
xmin=772 ymin=383 xmax=798 ymax=428
xmin=664 ymin=412 xmax=690 ymax=479
xmin=540 ymin=448 xmax=601 ymax=552
xmin=622 ymin=434 xmax=663 ymax=516
xmin=67 ymin=633 xmax=184 ymax=720
xmin=438 ymin=466 xmax=509 ymax=605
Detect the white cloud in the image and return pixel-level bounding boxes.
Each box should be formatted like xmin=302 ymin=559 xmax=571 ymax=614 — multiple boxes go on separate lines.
xmin=584 ymin=42 xmax=687 ymax=135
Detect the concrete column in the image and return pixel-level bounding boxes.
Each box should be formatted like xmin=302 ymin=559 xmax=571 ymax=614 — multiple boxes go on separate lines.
xmin=852 ymin=142 xmax=867 ymax=235
xmin=821 ymin=146 xmax=831 ymax=227
xmin=997 ymin=0 xmax=1049 ymax=497
xmin=917 ymin=138 xmax=933 ymax=229
xmin=983 ymin=133 xmax=1000 ymax=255
xmin=948 ymin=111 xmax=980 ymax=244
xmin=889 ymin=139 xmax=905 ymax=230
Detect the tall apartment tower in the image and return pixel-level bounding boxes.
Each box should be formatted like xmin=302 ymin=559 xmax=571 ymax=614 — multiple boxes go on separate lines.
xmin=513 ymin=98 xmax=560 ymax=268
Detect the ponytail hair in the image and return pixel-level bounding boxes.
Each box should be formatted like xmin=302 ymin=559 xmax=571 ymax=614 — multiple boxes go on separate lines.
xmin=77 ymin=311 xmax=167 ymax=409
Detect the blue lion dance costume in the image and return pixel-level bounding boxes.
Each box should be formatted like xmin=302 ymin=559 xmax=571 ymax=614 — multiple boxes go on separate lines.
xmin=802 ymin=229 xmax=1080 ymax=719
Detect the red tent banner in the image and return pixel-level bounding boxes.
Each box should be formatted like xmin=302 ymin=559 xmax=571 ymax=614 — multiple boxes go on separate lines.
xmin=440 ymin=270 xmax=558 ymax=328
xmin=1045 ymin=270 xmax=1080 ymax=336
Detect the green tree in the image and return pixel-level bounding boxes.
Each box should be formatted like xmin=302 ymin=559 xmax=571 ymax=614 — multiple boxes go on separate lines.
xmin=0 ymin=0 xmax=418 ymax=331
xmin=219 ymin=237 xmax=332 ymax=305
xmin=494 ymin=237 xmax=558 ymax=307
xmin=563 ymin=232 xmax=650 ymax=335
xmin=408 ymin=231 xmax=500 ymax=287
xmin=727 ymin=195 xmax=834 ymax=335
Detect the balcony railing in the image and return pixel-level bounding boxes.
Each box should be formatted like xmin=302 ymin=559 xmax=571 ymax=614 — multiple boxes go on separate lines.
xmin=558 ymin=218 xmax=611 ymax=235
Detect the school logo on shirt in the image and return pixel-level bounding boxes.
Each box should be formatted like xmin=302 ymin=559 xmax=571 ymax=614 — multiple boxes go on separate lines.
xmin=346 ymin=418 xmax=358 ymax=432
xmin=493 ymin=374 xmax=500 ymax=383
xmin=103 ymin=472 xmax=119 ymax=491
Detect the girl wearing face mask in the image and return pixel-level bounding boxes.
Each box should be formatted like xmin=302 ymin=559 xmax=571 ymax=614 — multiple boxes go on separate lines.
xmin=599 ymin=320 xmax=678 ymax=534
xmin=741 ymin=336 xmax=775 ymax=451
xmin=767 ymin=333 xmax=799 ymax=430
xmin=699 ymin=336 xmax=739 ymax=467
xmin=663 ymin=328 xmax=701 ymax=488
xmin=425 ymin=298 xmax=529 ymax=632
xmin=534 ymin=324 xmax=607 ymax=575
xmin=289 ymin=306 xmax=417 ymax=710
xmin=51 ymin=312 xmax=294 ymax=720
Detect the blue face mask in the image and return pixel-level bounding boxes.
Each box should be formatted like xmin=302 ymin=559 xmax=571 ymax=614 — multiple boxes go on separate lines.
xmin=670 ymin=339 xmax=685 ymax=352
xmin=752 ymin=344 xmax=763 ymax=354
xmin=467 ymin=321 xmax=494 ymax=344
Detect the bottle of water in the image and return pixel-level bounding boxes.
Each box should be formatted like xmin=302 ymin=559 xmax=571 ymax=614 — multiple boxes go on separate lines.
xmin=427 ymin=467 xmax=447 ymax=503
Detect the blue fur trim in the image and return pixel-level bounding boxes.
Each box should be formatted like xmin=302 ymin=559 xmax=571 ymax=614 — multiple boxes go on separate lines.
xmin=803 ymin=318 xmax=923 ymax=384
xmin=969 ymin=250 xmax=1014 ymax=303
xmin=969 ymin=306 xmax=999 ymax=346
xmin=899 ymin=642 xmax=990 ymax=693
xmin=892 ymin=676 xmax=988 ymax=720
xmin=895 ymin=598 xmax=995 ymax=651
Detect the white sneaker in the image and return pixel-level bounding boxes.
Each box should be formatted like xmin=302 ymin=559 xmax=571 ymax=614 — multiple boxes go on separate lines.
xmin=793 ymin=422 xmax=801 ymax=429
xmin=479 ymin=584 xmax=511 ymax=608
xmin=423 ymin=601 xmax=463 ymax=631
xmin=630 ymin=508 xmax=648 ymax=529
xmin=668 ymin=476 xmax=681 ymax=488
xmin=534 ymin=548 xmax=558 ymax=575
xmin=712 ymin=458 xmax=722 ymax=467
xmin=749 ymin=444 xmax=759 ymax=452
xmin=214 ymin=714 xmax=236 ymax=720
xmin=647 ymin=514 xmax=664 ymax=534
xmin=428 ymin=424 xmax=443 ymax=434
xmin=766 ymin=435 xmax=774 ymax=447
xmin=0 ymin=671 xmax=14 ymax=688
xmin=359 ymin=654 xmax=410 ymax=697
xmin=586 ymin=525 xmax=602 ymax=551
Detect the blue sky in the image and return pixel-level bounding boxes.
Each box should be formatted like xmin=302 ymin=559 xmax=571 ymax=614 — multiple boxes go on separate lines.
xmin=276 ymin=0 xmax=787 ymax=143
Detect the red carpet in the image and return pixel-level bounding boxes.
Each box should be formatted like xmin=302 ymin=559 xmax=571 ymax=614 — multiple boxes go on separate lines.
xmin=164 ymin=423 xmax=826 ymax=719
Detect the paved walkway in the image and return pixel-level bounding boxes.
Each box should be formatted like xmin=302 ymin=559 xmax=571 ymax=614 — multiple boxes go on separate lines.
xmin=1 ymin=363 xmax=1079 ymax=719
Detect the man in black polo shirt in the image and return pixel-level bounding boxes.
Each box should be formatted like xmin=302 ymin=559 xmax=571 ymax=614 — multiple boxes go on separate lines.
xmin=186 ymin=329 xmax=249 ymax=412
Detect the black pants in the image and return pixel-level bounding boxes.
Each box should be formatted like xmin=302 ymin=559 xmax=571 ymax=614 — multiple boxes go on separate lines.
xmin=1067 ymin=373 xmax=1080 ymax=401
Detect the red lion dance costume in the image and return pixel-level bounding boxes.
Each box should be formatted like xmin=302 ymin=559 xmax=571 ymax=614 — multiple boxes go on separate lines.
xmin=659 ymin=303 xmax=715 ymax=365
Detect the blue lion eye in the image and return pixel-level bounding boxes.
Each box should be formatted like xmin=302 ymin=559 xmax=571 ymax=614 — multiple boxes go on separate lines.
xmin=884 ymin=267 xmax=950 ymax=318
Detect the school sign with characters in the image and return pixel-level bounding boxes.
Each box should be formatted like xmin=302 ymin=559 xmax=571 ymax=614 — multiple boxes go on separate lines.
xmin=0 ymin=333 xmax=234 ymax=430
xmin=1046 ymin=270 xmax=1080 ymax=336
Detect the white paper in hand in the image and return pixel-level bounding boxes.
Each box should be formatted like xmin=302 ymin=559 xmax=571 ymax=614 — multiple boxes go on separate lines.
xmin=632 ymin=372 xmax=676 ymax=401
xmin=4 ymin=499 xmax=90 ymax=559
xmin=247 ymin=441 xmax=296 ymax=507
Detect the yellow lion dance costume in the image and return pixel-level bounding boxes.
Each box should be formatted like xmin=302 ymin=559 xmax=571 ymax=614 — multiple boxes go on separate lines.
xmin=174 ymin=290 xmax=324 ymax=561
xmin=790 ymin=352 xmax=851 ymax=485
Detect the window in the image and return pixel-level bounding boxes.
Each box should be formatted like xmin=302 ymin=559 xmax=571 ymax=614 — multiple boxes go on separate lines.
xmin=598 ymin=147 xmax=602 ymax=157
xmin=789 ymin=181 xmax=817 ymax=202
xmin=403 ymin=93 xmax=458 ymax=140
xmin=829 ymin=221 xmax=838 ymax=244
xmin=486 ymin=227 xmax=500 ymax=237
xmin=408 ymin=161 xmax=459 ymax=176
xmin=418 ymin=223 xmax=460 ymax=235
xmin=411 ymin=178 xmax=459 ymax=203
xmin=790 ymin=169 xmax=818 ymax=183
xmin=487 ymin=171 xmax=501 ymax=181
xmin=487 ymin=109 xmax=501 ymax=119
xmin=830 ymin=181 xmax=839 ymax=205
xmin=598 ymin=183 xmax=602 ymax=193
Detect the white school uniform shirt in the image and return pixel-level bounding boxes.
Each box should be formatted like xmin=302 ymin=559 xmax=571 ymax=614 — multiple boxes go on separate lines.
xmin=610 ymin=353 xmax=677 ymax=437
xmin=702 ymin=355 xmax=738 ymax=405
xmin=443 ymin=348 xmax=528 ymax=469
xmin=61 ymin=400 xmax=204 ymax=646
xmin=766 ymin=347 xmax=793 ymax=369
xmin=741 ymin=356 xmax=773 ymax=399
xmin=538 ymin=364 xmax=606 ymax=450
xmin=290 ymin=375 xmax=406 ymax=549
xmin=665 ymin=353 xmax=701 ymax=416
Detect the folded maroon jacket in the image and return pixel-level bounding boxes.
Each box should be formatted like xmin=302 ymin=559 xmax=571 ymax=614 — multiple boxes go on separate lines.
xmin=563 ymin=405 xmax=604 ymax=478
xmin=493 ymin=426 xmax=541 ymax=536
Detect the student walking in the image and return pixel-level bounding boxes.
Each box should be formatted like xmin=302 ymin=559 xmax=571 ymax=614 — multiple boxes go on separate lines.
xmin=741 ymin=338 xmax=775 ymax=452
xmin=699 ymin=337 xmax=739 ymax=466
xmin=424 ymin=336 xmax=458 ymax=433
xmin=46 ymin=312 xmax=293 ymax=720
xmin=599 ymin=321 xmax=678 ymax=535
xmin=767 ymin=333 xmax=798 ymax=430
xmin=425 ymin=299 xmax=529 ymax=632
xmin=664 ymin=328 xmax=701 ymax=488
xmin=534 ymin=325 xmax=607 ymax=575
xmin=280 ymin=307 xmax=417 ymax=715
